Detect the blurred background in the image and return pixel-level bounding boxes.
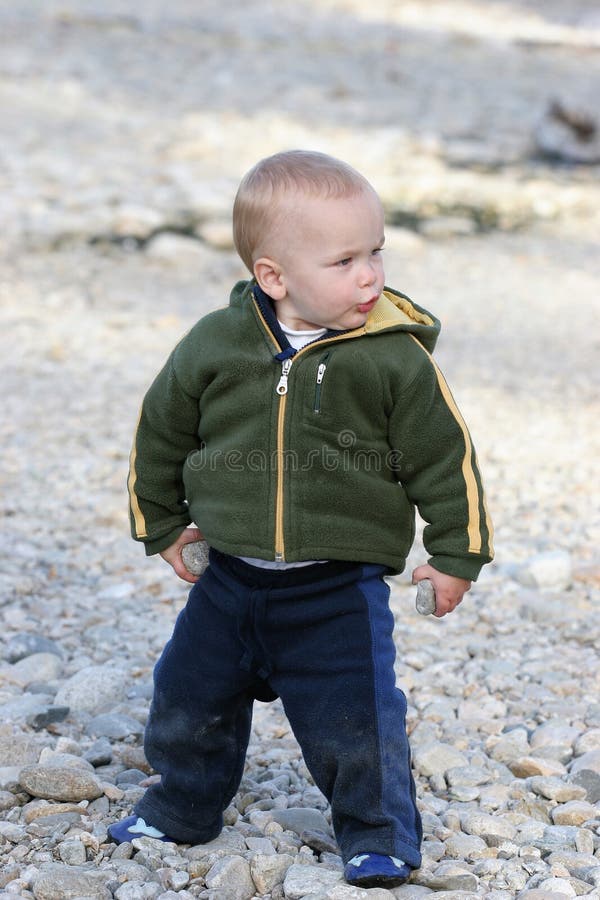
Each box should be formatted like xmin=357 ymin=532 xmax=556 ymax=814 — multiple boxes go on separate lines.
xmin=1 ymin=0 xmax=599 ymax=617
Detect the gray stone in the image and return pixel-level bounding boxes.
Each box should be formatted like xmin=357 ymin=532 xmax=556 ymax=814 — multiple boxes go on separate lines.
xmin=181 ymin=540 xmax=210 ymax=577
xmin=283 ymin=863 xmax=341 ymax=899
xmin=0 ymin=821 xmax=26 ymax=843
xmin=530 ymin=721 xmax=579 ymax=752
xmin=534 ymin=825 xmax=581 ymax=853
xmin=569 ymin=769 xmax=600 ymax=802
xmin=3 ymin=633 xmax=63 ymax=663
xmin=569 ymin=749 xmax=600 ymax=776
xmin=249 ymin=852 xmax=295 ymax=893
xmin=31 ymin=863 xmax=112 ymax=899
xmin=388 ymin=888 xmax=435 ymax=898
xmin=57 ymin=839 xmax=87 ymax=865
xmin=18 ymin=764 xmax=103 ymax=802
xmin=0 ymin=692 xmax=57 ymax=722
xmin=535 ymin=100 xmax=600 ymax=165
xmin=54 ymin=664 xmax=128 ymax=714
xmin=488 ymin=729 xmax=531 ymax=764
xmin=528 ymin=776 xmax=587 ymax=803
xmin=446 ymin=765 xmax=491 ymax=787
xmin=271 ymin=808 xmax=331 ymax=836
xmin=26 ymin=705 xmax=70 ymax=730
xmin=573 ymin=728 xmax=600 ymax=755
xmin=461 ymin=812 xmax=517 ymax=844
xmin=83 ymin=738 xmax=113 ymax=767
xmin=0 ymin=790 xmax=17 ymax=811
xmin=38 ymin=749 xmax=95 ymax=771
xmin=444 ymin=832 xmax=488 ymax=859
xmin=245 ymin=835 xmax=276 ymax=854
xmin=419 ymin=861 xmax=479 ymax=892
xmin=550 ymin=800 xmax=597 ymax=825
xmin=516 ymin=550 xmax=572 ymax=590
xmin=509 ymin=756 xmax=567 ymax=778
xmin=86 ymin=712 xmax=145 ymax=740
xmin=204 ymin=854 xmax=255 ymax=899
xmin=545 ymin=849 xmax=599 ymax=876
xmin=116 ymin=768 xmax=148 ymax=786
xmin=300 ymin=829 xmax=339 ymax=854
xmin=533 ymin=876 xmax=577 ymax=896
xmin=0 ymin=766 xmax=22 ymax=791
xmin=412 ymin=742 xmax=468 ymax=777
xmin=10 ymin=653 xmax=63 ymax=686
xmin=185 ymin=829 xmax=248 ymax=874
xmin=114 ymin=884 xmax=160 ymax=900
xmin=0 ymin=724 xmax=48 ymax=766
xmin=516 ymin=891 xmax=573 ymax=900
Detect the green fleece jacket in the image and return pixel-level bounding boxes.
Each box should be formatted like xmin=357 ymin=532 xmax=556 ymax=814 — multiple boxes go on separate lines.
xmin=128 ymin=281 xmax=493 ymax=579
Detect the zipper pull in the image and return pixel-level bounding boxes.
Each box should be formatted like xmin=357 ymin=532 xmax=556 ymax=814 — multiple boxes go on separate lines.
xmin=316 ymin=362 xmax=327 ymax=384
xmin=276 ymin=358 xmax=293 ymax=395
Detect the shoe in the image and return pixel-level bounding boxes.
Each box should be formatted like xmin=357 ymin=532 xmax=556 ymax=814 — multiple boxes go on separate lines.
xmin=344 ymin=852 xmax=412 ymax=888
xmin=107 ymin=815 xmax=173 ymax=845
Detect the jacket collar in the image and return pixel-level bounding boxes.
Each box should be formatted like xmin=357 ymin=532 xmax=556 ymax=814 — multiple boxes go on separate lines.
xmin=252 ymin=284 xmax=348 ymax=361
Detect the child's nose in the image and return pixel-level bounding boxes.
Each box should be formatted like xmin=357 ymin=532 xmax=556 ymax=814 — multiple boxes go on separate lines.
xmin=359 ymin=261 xmax=378 ymax=287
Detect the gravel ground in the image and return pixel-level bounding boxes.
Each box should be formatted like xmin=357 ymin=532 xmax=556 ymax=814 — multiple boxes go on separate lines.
xmin=1 ymin=2 xmax=599 ymax=898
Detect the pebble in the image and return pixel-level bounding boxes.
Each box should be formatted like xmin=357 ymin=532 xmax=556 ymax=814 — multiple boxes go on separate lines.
xmin=18 ymin=765 xmax=103 ymax=802
xmin=570 ymin=769 xmax=600 ymax=802
xmin=412 ymin=743 xmax=468 ymax=777
xmin=2 ymin=634 xmax=63 ymax=664
xmin=550 ymin=800 xmax=597 ymax=826
xmin=569 ymin=749 xmax=600 ymax=775
xmin=86 ymin=713 xmax=145 ymax=740
xmin=528 ymin=777 xmax=587 ymax=803
xmin=53 ymin=665 xmax=128 ymax=714
xmin=271 ymin=808 xmax=331 ymax=836
xmin=283 ymin=863 xmax=342 ymax=898
xmin=250 ymin=852 xmax=295 ymax=892
xmin=419 ymin=861 xmax=479 ymax=892
xmin=515 ymin=550 xmax=572 ymax=590
xmin=204 ymin=855 xmax=255 ymax=899
xmin=31 ymin=863 xmax=112 ymax=899
xmin=1 ymin=4 xmax=599 ymax=900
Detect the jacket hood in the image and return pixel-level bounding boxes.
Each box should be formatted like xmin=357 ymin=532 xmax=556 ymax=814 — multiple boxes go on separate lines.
xmin=229 ymin=280 xmax=441 ymax=355
xmin=365 ymin=287 xmax=440 ymax=353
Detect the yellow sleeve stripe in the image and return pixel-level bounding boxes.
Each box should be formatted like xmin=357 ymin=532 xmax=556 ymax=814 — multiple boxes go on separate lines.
xmin=409 ymin=335 xmax=493 ymax=556
xmin=127 ymin=408 xmax=148 ymax=539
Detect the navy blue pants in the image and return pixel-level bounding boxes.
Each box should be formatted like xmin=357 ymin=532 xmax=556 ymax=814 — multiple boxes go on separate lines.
xmin=136 ymin=550 xmax=422 ymax=866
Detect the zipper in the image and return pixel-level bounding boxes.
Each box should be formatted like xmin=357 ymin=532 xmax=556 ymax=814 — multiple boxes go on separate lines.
xmin=313 ymin=352 xmax=330 ymax=413
xmin=274 ymin=358 xmax=292 ymax=560
xmin=276 ymin=358 xmax=292 ymax=395
xmin=254 ymin=297 xmax=367 ymax=563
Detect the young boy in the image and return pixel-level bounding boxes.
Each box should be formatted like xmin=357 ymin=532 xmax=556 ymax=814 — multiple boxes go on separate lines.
xmin=109 ymin=150 xmax=494 ymax=888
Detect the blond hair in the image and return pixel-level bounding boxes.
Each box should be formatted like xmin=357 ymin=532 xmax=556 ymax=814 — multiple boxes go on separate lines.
xmin=232 ymin=150 xmax=375 ymax=273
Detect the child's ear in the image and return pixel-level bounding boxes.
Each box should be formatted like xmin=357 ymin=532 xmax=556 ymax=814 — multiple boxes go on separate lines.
xmin=253 ymin=258 xmax=286 ymax=300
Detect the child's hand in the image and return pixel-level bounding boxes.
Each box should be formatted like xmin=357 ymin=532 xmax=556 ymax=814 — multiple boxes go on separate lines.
xmin=412 ymin=564 xmax=471 ymax=618
xmin=160 ymin=527 xmax=205 ymax=584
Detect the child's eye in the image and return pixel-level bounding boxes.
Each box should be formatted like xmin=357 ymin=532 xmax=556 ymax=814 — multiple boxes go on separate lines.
xmin=372 ymin=247 xmax=384 ymax=256
xmin=337 ymin=257 xmax=352 ymax=267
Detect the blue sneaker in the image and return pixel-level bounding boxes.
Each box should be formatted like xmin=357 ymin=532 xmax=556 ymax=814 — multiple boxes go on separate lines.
xmin=344 ymin=853 xmax=412 ymax=888
xmin=107 ymin=815 xmax=173 ymax=845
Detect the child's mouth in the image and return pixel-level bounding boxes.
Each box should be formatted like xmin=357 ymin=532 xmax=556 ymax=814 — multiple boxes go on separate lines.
xmin=357 ymin=297 xmax=378 ymax=314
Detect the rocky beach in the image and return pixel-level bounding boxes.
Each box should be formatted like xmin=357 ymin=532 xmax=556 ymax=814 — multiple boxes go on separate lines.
xmin=1 ymin=1 xmax=599 ymax=898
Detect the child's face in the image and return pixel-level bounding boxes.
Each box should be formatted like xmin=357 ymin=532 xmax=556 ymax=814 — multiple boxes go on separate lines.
xmin=264 ymin=188 xmax=386 ymax=332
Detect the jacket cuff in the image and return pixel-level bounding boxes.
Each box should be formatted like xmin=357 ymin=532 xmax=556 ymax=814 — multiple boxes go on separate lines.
xmin=143 ymin=525 xmax=189 ymax=556
xmin=427 ymin=554 xmax=488 ymax=582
